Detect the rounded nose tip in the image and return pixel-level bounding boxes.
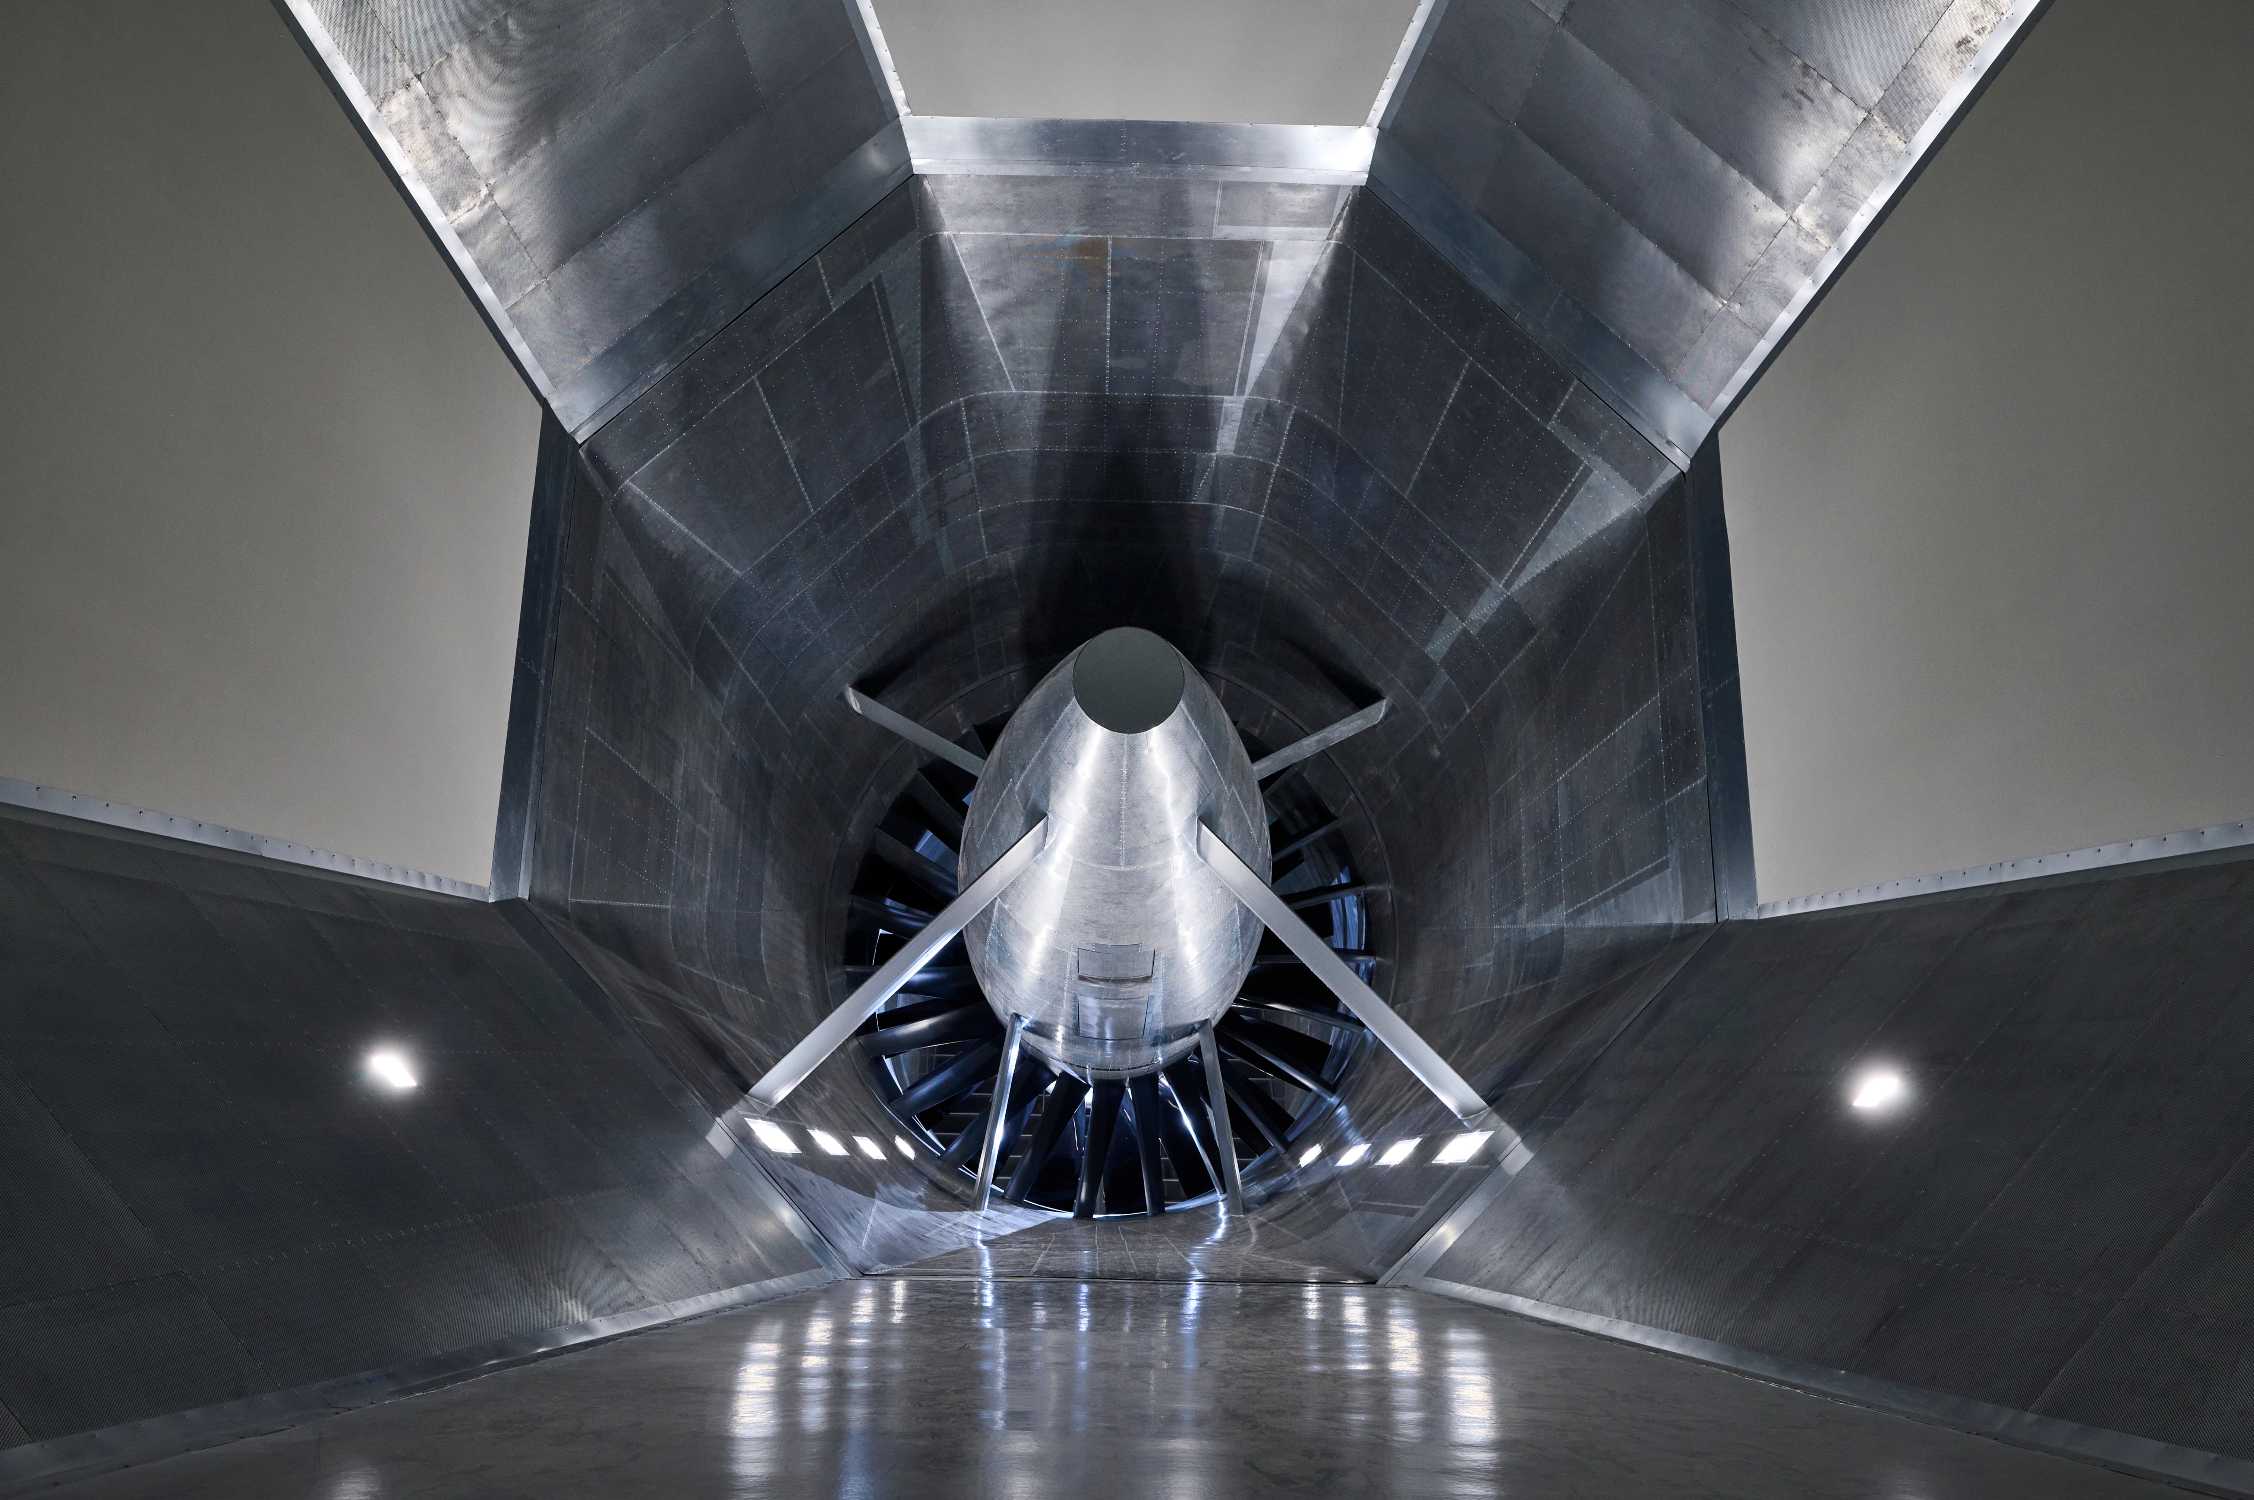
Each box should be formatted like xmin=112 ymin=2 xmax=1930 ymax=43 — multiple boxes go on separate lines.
xmin=1071 ymin=627 xmax=1185 ymax=735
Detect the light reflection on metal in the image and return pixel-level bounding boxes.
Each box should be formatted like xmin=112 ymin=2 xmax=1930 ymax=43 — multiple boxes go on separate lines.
xmin=1849 ymin=1067 xmax=1908 ymax=1113
xmin=959 ymin=630 xmax=1268 ymax=1077
xmin=851 ymin=1134 xmax=887 ymax=1160
xmin=843 ymin=686 xmax=987 ymax=778
xmin=1196 ymin=821 xmax=1490 ymax=1123
xmin=744 ymin=819 xmax=1047 ymax=1111
xmin=1378 ymin=1139 xmax=1420 ymax=1167
xmin=1336 ymin=1141 xmax=1372 ymax=1167
xmin=1248 ymin=699 xmax=1389 ymax=781
xmin=1434 ymin=1130 xmax=1492 ymax=1164
xmin=806 ymin=1129 xmax=850 ymax=1158
xmin=748 ymin=1119 xmax=801 ymax=1155
xmin=365 ymin=1048 xmax=417 ymax=1091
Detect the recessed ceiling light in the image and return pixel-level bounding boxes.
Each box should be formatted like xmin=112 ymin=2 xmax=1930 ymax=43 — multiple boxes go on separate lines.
xmin=1335 ymin=1142 xmax=1371 ymax=1167
xmin=1377 ymin=1138 xmax=1420 ymax=1167
xmin=748 ymin=1119 xmax=800 ymax=1154
xmin=1850 ymin=1067 xmax=1908 ymax=1112
xmin=894 ymin=1136 xmax=915 ymax=1159
xmin=365 ymin=1048 xmax=417 ymax=1091
xmin=1436 ymin=1130 xmax=1493 ymax=1164
xmin=853 ymin=1134 xmax=887 ymax=1160
xmin=807 ymin=1128 xmax=850 ymax=1157
xmin=1297 ymin=1143 xmax=1323 ymax=1167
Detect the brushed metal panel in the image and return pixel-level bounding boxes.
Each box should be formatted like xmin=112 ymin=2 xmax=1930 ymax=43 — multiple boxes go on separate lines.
xmin=1516 ymin=31 xmax=1788 ymax=301
xmin=1563 ymin=0 xmax=1864 ymax=209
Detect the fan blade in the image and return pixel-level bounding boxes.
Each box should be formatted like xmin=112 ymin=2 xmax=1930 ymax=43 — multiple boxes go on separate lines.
xmin=1127 ymin=1074 xmax=1167 ymax=1216
xmin=862 ymin=1003 xmax=995 ymax=1059
xmin=906 ymin=771 xmax=967 ymax=848
xmin=1006 ymin=1077 xmax=1090 ymax=1204
xmin=872 ymin=830 xmax=958 ymax=902
xmin=1075 ymin=1079 xmax=1125 ymax=1219
xmin=1222 ymin=1067 xmax=1294 ymax=1156
xmin=1153 ymin=1069 xmax=1216 ymax=1200
xmin=896 ymin=1040 xmax=1001 ymax=1117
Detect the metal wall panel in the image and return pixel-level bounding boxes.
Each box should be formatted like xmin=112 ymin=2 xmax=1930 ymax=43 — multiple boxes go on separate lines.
xmin=278 ymin=0 xmax=904 ymax=433
xmin=0 ymin=808 xmax=833 ymax=1460
xmin=1375 ymin=0 xmax=2037 ymax=431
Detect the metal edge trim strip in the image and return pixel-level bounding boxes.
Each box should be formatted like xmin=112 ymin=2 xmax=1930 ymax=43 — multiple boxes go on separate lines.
xmin=1706 ymin=0 xmax=2056 ymax=427
xmin=1364 ymin=138 xmax=1705 ymax=470
xmin=902 ymin=117 xmax=1375 ymax=184
xmin=1408 ymin=1276 xmax=2254 ymax=1499
xmin=844 ymin=0 xmax=912 ymax=118
xmin=1753 ymin=815 xmax=2254 ymax=919
xmin=488 ymin=413 xmax=578 ymax=899
xmin=269 ymin=0 xmax=554 ymax=406
xmin=0 ymin=777 xmax=491 ymax=902
xmin=567 ymin=122 xmax=913 ymax=440
xmin=1683 ymin=434 xmax=1757 ymax=920
xmin=0 ymin=1268 xmax=837 ymax=1494
xmin=1368 ymin=0 xmax=1455 ymax=131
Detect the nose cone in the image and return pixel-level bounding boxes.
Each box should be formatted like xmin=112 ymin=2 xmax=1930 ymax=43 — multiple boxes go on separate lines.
xmin=959 ymin=629 xmax=1270 ymax=1076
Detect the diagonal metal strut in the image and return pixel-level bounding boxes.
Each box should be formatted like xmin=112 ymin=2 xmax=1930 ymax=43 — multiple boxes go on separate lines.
xmin=1247 ymin=699 xmax=1388 ymax=781
xmin=844 ymin=684 xmax=987 ymax=779
xmin=1197 ymin=820 xmax=1491 ymax=1125
xmin=745 ymin=818 xmax=1046 ymax=1112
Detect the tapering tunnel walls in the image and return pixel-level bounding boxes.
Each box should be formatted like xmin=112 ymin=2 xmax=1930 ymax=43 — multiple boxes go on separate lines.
xmin=0 ymin=808 xmax=836 ymax=1474
xmin=278 ymin=0 xmax=904 ymax=433
xmin=1407 ymin=853 xmax=2254 ymax=1471
xmin=519 ymin=174 xmax=1727 ymax=1270
xmin=1375 ymin=0 xmax=2040 ymax=448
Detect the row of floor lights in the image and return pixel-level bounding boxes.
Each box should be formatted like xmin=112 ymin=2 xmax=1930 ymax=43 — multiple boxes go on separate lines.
xmin=746 ymin=1119 xmax=918 ymax=1162
xmin=1298 ymin=1130 xmax=1494 ymax=1170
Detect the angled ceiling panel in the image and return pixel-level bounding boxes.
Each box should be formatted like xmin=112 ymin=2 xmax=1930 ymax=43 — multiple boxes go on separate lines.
xmin=282 ymin=0 xmax=905 ymax=435
xmin=1374 ymin=0 xmax=2043 ymax=464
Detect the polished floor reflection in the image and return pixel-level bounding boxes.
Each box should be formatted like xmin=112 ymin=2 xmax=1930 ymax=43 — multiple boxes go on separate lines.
xmin=906 ymin=1203 xmax=1367 ymax=1282
xmin=44 ymin=1278 xmax=2187 ymax=1499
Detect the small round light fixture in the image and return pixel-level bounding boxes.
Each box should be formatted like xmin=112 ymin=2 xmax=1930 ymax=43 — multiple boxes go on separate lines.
xmin=365 ymin=1048 xmax=418 ymax=1092
xmin=1850 ymin=1066 xmax=1908 ymax=1113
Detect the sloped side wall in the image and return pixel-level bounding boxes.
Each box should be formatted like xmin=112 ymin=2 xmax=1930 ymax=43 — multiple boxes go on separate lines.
xmin=0 ymin=810 xmax=833 ymax=1471
xmin=1417 ymin=855 xmax=2254 ymax=1467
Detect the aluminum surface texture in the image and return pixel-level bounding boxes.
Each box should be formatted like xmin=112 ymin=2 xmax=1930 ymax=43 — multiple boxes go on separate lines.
xmin=958 ymin=629 xmax=1269 ymax=1077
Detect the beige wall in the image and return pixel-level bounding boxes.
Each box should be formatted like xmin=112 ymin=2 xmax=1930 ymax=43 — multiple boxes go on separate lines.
xmin=0 ymin=2 xmax=538 ymax=885
xmin=1720 ymin=0 xmax=2254 ymax=903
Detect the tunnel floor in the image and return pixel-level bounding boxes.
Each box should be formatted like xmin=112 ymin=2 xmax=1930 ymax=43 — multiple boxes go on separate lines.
xmin=898 ymin=1204 xmax=1367 ymax=1282
xmin=39 ymin=1276 xmax=2189 ymax=1499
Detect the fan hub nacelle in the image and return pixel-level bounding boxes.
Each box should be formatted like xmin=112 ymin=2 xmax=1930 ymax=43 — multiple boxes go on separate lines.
xmin=957 ymin=628 xmax=1270 ymax=1078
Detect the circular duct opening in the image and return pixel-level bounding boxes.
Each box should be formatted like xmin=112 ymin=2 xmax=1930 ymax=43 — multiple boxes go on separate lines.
xmin=1071 ymin=627 xmax=1185 ymax=734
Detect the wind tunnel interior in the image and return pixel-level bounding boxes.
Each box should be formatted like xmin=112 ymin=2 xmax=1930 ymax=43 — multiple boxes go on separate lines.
xmin=517 ymin=175 xmax=1724 ymax=1275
